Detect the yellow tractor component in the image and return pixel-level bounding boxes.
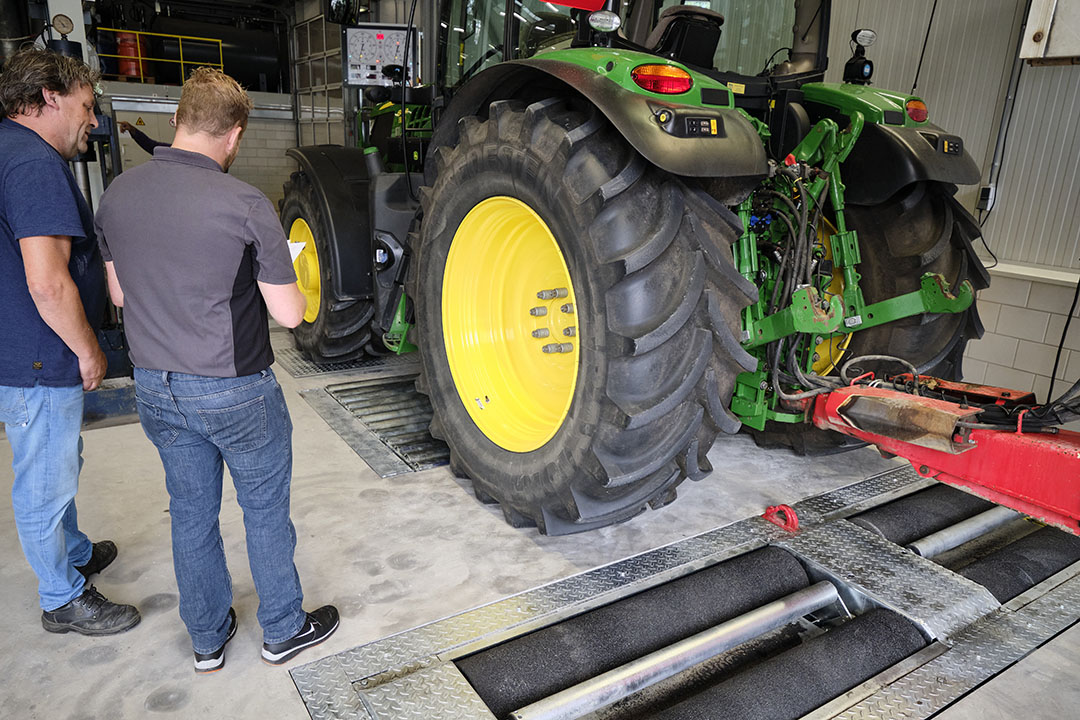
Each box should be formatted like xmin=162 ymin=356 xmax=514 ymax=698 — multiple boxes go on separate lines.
xmin=290 ymin=217 xmax=321 ymax=324
xmin=442 ymin=196 xmax=579 ymax=453
xmin=812 ymin=218 xmax=852 ymax=375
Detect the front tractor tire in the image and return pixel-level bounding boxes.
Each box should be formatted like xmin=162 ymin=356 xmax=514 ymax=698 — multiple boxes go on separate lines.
xmin=280 ymin=171 xmax=377 ymax=363
xmin=409 ymin=99 xmax=758 ymax=535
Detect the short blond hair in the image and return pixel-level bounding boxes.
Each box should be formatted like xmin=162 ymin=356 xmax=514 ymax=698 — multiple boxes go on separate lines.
xmin=175 ymin=67 xmax=252 ymax=136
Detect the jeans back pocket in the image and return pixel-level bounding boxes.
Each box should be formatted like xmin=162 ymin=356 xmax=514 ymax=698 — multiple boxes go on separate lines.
xmin=197 ymin=396 xmax=268 ymax=453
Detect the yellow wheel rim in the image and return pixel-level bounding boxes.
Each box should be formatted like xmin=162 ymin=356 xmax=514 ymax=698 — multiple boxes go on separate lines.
xmin=811 ymin=218 xmax=852 ymax=375
xmin=442 ymin=196 xmax=580 ymax=453
xmin=290 ymin=218 xmax=320 ymax=324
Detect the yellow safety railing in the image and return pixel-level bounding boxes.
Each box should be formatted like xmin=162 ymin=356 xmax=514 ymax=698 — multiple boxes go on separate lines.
xmin=96 ymin=27 xmax=224 ymax=84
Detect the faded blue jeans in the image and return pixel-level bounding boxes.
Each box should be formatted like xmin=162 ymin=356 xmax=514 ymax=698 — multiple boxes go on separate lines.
xmin=0 ymin=384 xmax=92 ymax=611
xmin=134 ymin=367 xmax=306 ymax=654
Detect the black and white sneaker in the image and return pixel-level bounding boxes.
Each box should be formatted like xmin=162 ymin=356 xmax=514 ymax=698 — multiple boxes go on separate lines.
xmin=194 ymin=607 xmax=237 ymax=674
xmin=261 ymin=605 xmax=339 ymax=666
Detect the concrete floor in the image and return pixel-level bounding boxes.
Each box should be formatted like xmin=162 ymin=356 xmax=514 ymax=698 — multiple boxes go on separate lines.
xmin=0 ymin=328 xmax=1076 ymax=719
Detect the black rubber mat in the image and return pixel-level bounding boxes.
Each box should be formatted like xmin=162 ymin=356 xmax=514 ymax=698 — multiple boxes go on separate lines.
xmin=961 ymin=526 xmax=1080 ymax=602
xmin=456 ymin=546 xmax=810 ymax=719
xmin=850 ymin=483 xmax=995 ymax=546
xmin=650 ymin=609 xmax=927 ymax=720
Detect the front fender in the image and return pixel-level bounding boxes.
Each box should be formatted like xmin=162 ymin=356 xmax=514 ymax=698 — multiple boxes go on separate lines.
xmin=286 ymin=146 xmax=377 ymax=300
xmin=428 ymin=58 xmax=768 ymax=184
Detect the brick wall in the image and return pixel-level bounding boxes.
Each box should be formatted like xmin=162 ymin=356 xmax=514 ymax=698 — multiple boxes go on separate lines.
xmin=963 ymin=268 xmax=1080 ymax=403
xmin=230 ymin=118 xmax=298 ymax=207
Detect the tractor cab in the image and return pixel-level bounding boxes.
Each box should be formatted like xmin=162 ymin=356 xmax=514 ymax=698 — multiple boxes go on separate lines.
xmin=436 ymin=1 xmax=830 ymax=159
xmin=438 ymin=1 xmax=829 ymax=99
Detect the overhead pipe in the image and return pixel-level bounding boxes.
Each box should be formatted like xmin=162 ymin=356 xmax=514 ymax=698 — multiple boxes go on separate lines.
xmin=509 ymin=581 xmax=841 ymax=720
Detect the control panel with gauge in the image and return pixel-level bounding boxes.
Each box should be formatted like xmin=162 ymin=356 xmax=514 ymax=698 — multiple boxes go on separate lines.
xmin=344 ymin=24 xmax=419 ymax=87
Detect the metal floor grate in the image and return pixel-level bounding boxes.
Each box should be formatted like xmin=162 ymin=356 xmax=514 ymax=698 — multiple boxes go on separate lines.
xmin=304 ymin=375 xmax=449 ymax=477
xmin=276 ymin=347 xmax=419 ymax=379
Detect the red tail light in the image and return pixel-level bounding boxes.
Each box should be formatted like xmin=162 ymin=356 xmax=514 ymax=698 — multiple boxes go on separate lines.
xmin=906 ymin=99 xmax=928 ymax=123
xmin=631 ymin=64 xmax=693 ymax=94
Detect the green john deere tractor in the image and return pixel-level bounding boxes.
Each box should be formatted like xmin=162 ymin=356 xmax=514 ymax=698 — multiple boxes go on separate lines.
xmin=282 ymin=0 xmax=987 ymax=534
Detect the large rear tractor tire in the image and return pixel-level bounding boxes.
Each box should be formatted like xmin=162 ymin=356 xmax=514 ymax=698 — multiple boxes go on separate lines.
xmin=280 ymin=171 xmax=376 ymax=363
xmin=409 ymin=98 xmax=758 ymax=534
xmin=752 ymin=181 xmax=988 ymax=454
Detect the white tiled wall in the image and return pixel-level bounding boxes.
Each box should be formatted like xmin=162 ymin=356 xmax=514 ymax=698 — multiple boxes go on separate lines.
xmin=963 ymin=270 xmax=1080 ymax=403
xmin=229 ymin=118 xmax=298 ymax=207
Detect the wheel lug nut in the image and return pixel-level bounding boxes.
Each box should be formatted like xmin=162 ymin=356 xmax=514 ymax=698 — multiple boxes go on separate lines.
xmin=530 ymin=306 xmax=548 ymax=317
xmin=542 ymin=343 xmax=573 ymax=354
xmin=536 ymin=288 xmax=569 ymax=300
xmin=563 ymin=326 xmax=576 ymax=337
xmin=560 ymin=303 xmax=574 ymax=314
xmin=532 ymin=328 xmax=550 ymax=338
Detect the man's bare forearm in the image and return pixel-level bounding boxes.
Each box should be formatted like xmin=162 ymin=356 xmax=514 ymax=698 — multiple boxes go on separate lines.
xmin=28 ymin=273 xmax=100 ymax=359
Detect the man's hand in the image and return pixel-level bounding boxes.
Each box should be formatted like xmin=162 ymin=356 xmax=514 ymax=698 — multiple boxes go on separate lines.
xmin=117 ymin=120 xmax=134 ymax=135
xmin=79 ymin=345 xmax=107 ymax=391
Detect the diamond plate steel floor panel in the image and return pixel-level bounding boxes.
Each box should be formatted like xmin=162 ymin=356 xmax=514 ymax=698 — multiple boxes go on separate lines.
xmin=288 ymin=468 xmax=1080 ymax=720
xmin=834 ymin=571 xmax=1080 ymax=720
xmin=775 ymin=520 xmax=1000 ymax=640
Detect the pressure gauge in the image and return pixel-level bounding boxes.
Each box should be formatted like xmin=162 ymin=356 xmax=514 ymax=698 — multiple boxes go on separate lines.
xmin=52 ymin=14 xmax=75 ymax=36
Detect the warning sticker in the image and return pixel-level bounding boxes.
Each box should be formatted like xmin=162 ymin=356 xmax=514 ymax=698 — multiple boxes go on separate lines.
xmin=135 ymin=117 xmax=145 ymax=126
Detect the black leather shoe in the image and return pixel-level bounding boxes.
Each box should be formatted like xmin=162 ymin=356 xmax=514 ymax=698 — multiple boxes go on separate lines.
xmin=195 ymin=607 xmax=237 ymax=674
xmin=75 ymin=541 xmax=117 ymax=579
xmin=261 ymin=605 xmax=339 ymax=665
xmin=41 ymin=586 xmax=141 ymax=636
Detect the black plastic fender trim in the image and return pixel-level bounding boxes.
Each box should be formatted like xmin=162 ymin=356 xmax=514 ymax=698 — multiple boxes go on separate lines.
xmin=428 ymin=59 xmax=769 ymax=184
xmin=839 ymin=121 xmax=982 ymax=206
xmin=286 ymin=145 xmax=376 ymax=300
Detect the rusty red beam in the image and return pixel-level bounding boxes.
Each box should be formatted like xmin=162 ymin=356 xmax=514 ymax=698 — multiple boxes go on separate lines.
xmin=810 ymin=385 xmax=1080 ymax=535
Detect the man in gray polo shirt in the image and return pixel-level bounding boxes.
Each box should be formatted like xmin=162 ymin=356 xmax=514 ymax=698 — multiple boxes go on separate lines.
xmin=95 ymin=68 xmax=338 ymax=673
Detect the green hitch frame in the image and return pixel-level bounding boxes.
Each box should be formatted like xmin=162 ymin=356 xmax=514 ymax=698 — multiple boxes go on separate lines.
xmin=731 ymin=111 xmax=973 ymax=430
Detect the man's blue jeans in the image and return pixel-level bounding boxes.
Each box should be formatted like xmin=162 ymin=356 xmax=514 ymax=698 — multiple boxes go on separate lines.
xmin=134 ymin=367 xmax=306 ymax=654
xmin=0 ymin=384 xmax=92 ymax=611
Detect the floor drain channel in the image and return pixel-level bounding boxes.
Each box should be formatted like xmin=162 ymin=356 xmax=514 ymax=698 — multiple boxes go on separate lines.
xmin=325 ymin=377 xmax=449 ymax=473
xmin=276 ymin=347 xmax=419 ymax=379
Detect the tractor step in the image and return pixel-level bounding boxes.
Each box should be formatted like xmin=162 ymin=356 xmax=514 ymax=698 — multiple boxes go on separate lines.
xmin=289 ymin=465 xmax=1080 ymax=719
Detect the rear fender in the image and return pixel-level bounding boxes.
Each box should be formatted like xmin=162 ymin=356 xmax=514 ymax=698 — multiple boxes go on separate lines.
xmin=286 ymin=146 xmax=376 ymax=300
xmin=427 ymin=59 xmax=768 ymax=186
xmin=841 ymin=122 xmax=981 ymax=206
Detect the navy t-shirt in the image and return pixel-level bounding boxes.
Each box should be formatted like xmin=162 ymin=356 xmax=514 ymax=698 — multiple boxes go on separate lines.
xmin=0 ymin=119 xmax=104 ymax=387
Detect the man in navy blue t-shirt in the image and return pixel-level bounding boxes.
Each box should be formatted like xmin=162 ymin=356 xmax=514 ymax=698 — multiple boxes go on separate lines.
xmin=0 ymin=49 xmax=139 ymax=635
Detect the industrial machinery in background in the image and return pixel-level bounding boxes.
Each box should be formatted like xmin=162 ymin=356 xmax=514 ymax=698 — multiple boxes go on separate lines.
xmin=90 ymin=0 xmax=288 ymax=91
xmin=281 ymin=0 xmax=1079 ymax=536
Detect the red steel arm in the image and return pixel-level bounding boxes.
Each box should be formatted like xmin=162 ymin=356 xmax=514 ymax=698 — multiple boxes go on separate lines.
xmin=809 ymin=384 xmax=1080 ymax=536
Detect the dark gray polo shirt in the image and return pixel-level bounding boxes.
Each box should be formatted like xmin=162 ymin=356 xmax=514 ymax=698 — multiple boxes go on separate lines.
xmin=95 ymin=147 xmax=296 ymax=377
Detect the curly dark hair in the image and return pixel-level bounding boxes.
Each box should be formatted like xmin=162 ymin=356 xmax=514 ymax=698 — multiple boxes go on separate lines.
xmin=0 ymin=48 xmax=100 ymax=118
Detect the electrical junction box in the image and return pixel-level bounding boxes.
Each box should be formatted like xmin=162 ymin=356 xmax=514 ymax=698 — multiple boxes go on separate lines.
xmin=343 ymin=24 xmax=419 ymax=87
